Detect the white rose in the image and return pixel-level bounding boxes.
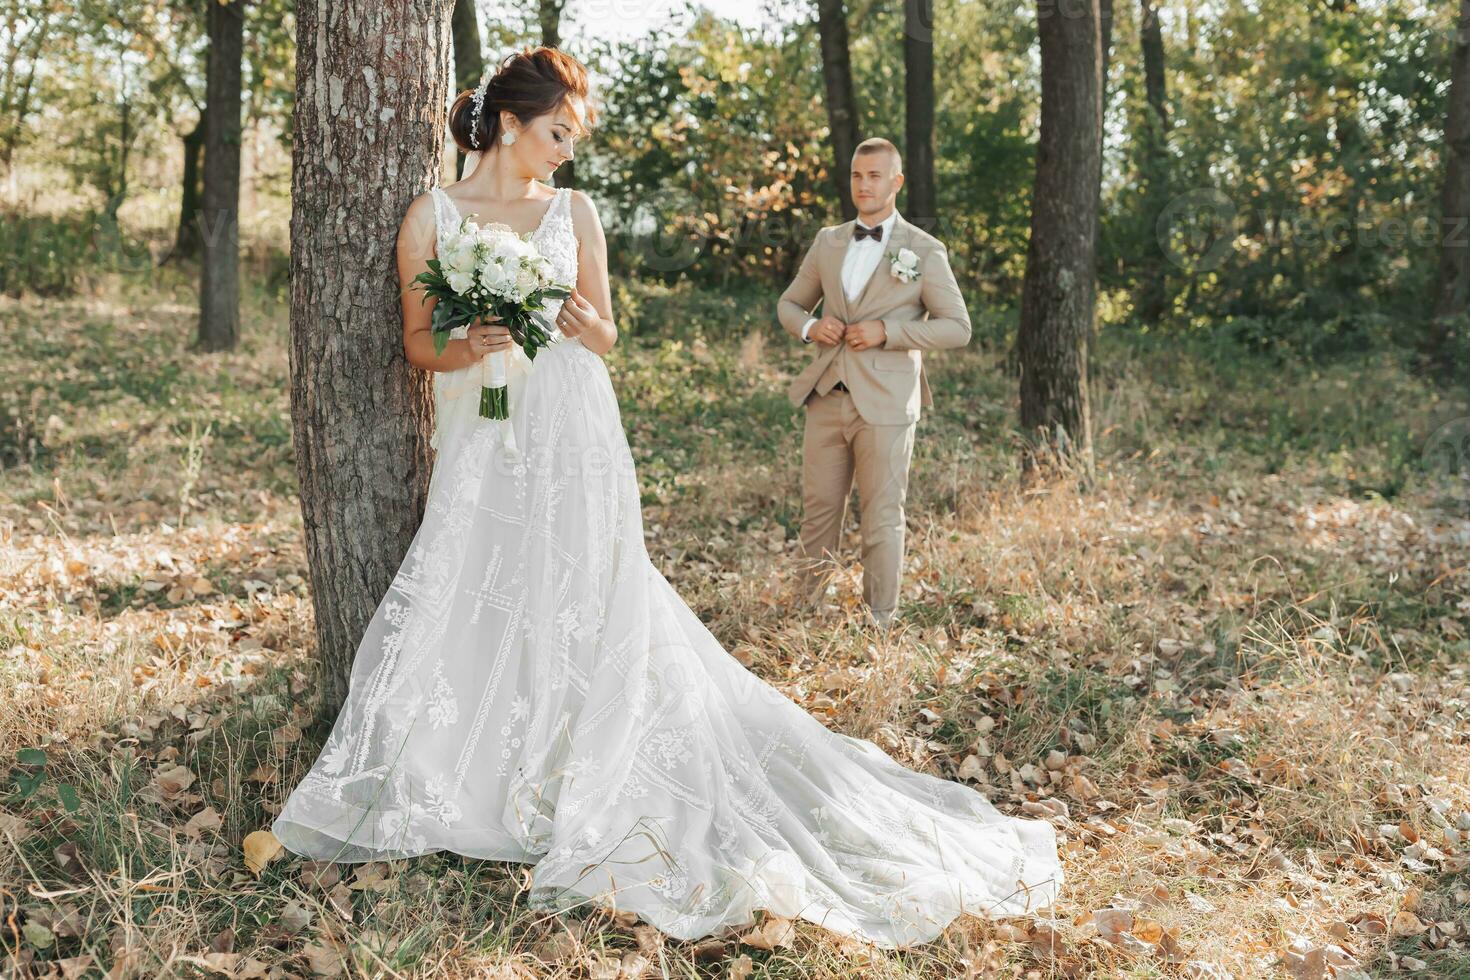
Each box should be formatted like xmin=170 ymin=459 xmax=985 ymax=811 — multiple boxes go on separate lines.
xmin=515 ymin=264 xmax=538 ymax=296
xmin=483 ymin=236 xmax=517 ymax=262
xmin=446 ymin=269 xmax=475 ymax=295
xmin=897 ymin=247 xmax=919 ymax=267
xmin=477 ymin=259 xmax=508 ymax=294
xmin=440 ymin=241 xmax=474 ymax=277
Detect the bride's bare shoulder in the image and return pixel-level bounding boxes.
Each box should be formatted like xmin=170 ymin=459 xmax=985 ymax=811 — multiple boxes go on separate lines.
xmin=397 ymin=190 xmax=438 ymax=251
xmin=402 ymin=188 xmax=437 ymax=222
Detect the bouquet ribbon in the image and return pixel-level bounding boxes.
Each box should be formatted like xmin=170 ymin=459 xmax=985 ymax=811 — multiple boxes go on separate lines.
xmin=479 ymin=349 xmax=519 ymax=456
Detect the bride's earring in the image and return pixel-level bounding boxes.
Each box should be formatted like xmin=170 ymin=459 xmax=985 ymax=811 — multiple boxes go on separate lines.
xmin=501 ymin=130 xmax=517 ymax=146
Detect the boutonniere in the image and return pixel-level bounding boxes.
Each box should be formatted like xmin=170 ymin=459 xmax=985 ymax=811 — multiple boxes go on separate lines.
xmin=887 ymin=246 xmax=921 ymax=282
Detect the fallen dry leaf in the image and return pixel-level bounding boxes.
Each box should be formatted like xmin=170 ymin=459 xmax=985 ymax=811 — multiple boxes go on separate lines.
xmin=183 ymin=806 xmax=222 ymax=839
xmin=242 ymin=829 xmax=283 ymax=875
xmin=739 ymin=914 xmax=795 ymax=950
xmin=1390 ymin=910 xmax=1427 ymax=937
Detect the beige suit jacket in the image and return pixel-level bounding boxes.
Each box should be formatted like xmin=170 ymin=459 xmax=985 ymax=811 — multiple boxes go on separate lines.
xmin=777 ymin=211 xmax=972 ymax=425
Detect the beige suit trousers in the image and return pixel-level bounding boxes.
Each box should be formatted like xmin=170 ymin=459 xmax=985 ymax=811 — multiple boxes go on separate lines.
xmin=796 ymin=387 xmax=917 ymax=619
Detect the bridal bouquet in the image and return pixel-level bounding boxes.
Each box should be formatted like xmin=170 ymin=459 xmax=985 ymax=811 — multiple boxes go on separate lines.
xmin=412 ymin=216 xmax=571 ymax=420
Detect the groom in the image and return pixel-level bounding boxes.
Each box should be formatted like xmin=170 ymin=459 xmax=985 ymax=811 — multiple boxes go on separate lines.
xmin=776 ymin=137 xmax=972 ymax=628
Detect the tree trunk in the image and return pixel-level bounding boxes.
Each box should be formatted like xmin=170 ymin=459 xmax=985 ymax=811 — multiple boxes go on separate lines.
xmin=0 ymin=9 xmax=50 ymax=201
xmin=1140 ymin=0 xmax=1167 ymax=128
xmin=451 ymin=0 xmax=484 ymax=181
xmin=197 ymin=0 xmax=245 ymax=351
xmin=290 ymin=0 xmax=454 ymax=713
xmin=1135 ymin=0 xmax=1170 ymax=323
xmin=105 ymin=98 xmax=132 ymax=219
xmin=1018 ymin=0 xmax=1101 ymax=469
xmin=1432 ymin=0 xmax=1470 ymax=376
xmin=902 ymin=0 xmax=935 ymax=229
xmin=539 ymin=0 xmax=563 ymax=49
xmin=1324 ymin=0 xmax=1364 ymax=312
xmin=817 ymin=0 xmax=861 ymax=221
xmin=1088 ymin=0 xmax=1114 ymax=342
xmin=168 ymin=120 xmax=205 ymax=264
xmin=539 ymin=0 xmax=576 ymax=188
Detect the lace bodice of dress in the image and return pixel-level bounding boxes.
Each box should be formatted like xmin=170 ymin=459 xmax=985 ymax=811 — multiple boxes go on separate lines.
xmin=428 ymin=183 xmax=579 ymax=323
xmin=425 ymin=183 xmax=580 ymax=451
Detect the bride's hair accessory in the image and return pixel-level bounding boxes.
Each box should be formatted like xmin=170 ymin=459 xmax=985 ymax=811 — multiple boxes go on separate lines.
xmin=469 ymin=66 xmax=493 ymax=148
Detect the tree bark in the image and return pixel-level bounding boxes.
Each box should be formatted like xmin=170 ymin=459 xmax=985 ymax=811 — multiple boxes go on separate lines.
xmin=539 ymin=0 xmax=563 ymax=49
xmin=1088 ymin=0 xmax=1114 ymax=341
xmin=105 ymin=98 xmax=132 ymax=219
xmin=451 ymin=0 xmax=483 ymax=181
xmin=168 ymin=120 xmax=205 ymax=263
xmin=1135 ymin=0 xmax=1170 ymax=323
xmin=1324 ymin=0 xmax=1364 ymax=310
xmin=1432 ymin=0 xmax=1470 ymax=376
xmin=197 ymin=0 xmax=245 ymax=351
xmin=816 ymin=0 xmax=861 ymax=221
xmin=903 ymin=0 xmax=935 ymax=229
xmin=290 ymin=0 xmax=453 ymax=713
xmin=1018 ymin=0 xmax=1101 ymax=468
xmin=538 ymin=0 xmax=576 ymax=188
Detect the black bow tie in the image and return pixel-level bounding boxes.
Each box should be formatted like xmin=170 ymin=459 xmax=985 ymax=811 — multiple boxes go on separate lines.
xmin=853 ymin=222 xmax=883 ymax=242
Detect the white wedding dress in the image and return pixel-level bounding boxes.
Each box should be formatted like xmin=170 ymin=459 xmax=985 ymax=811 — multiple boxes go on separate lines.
xmin=271 ymin=173 xmax=1063 ymax=949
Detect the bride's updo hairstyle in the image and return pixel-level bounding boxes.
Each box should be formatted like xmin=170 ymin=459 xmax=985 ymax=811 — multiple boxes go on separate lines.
xmin=449 ymin=46 xmax=598 ymax=153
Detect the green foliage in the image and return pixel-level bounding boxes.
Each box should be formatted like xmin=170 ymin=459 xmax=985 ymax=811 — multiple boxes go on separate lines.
xmin=9 ymin=0 xmax=1469 ymax=367
xmin=1104 ymin=0 xmax=1451 ymax=336
xmin=0 ymin=205 xmax=170 ymax=296
xmin=8 ymin=746 xmax=80 ymax=812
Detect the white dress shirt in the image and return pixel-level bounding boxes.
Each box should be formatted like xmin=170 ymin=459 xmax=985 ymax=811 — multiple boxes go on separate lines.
xmin=801 ymin=209 xmax=899 ymax=343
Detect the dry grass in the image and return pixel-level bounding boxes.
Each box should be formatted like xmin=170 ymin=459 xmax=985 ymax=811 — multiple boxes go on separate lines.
xmin=2 ymin=270 xmax=1469 ymax=978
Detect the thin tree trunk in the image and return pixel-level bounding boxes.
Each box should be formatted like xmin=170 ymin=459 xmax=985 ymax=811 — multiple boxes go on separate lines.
xmin=290 ymin=0 xmax=453 ymax=713
xmin=1325 ymin=0 xmax=1364 ymax=311
xmin=451 ymin=0 xmax=484 ymax=182
xmin=1089 ymin=0 xmax=1114 ymax=342
xmin=0 ymin=9 xmax=49 ymax=198
xmin=1431 ymin=0 xmax=1470 ymax=375
xmin=539 ymin=0 xmax=563 ymax=49
xmin=105 ymin=97 xmax=132 ymax=219
xmin=817 ymin=0 xmax=861 ymax=221
xmin=167 ymin=120 xmax=205 ymax=264
xmin=1018 ymin=0 xmax=1102 ymax=469
xmin=539 ymin=0 xmax=575 ymax=188
xmin=903 ymin=0 xmax=935 ymax=228
xmin=1135 ymin=0 xmax=1170 ymax=323
xmin=197 ymin=0 xmax=244 ymax=351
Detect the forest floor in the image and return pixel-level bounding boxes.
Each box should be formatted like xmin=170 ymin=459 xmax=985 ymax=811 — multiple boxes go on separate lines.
xmin=2 ymin=271 xmax=1469 ymax=979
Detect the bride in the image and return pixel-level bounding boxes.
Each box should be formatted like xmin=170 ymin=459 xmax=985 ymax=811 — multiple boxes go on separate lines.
xmin=272 ymin=45 xmax=1063 ymax=949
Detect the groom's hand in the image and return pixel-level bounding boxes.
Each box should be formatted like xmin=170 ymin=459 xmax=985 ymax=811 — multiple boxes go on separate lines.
xmin=810 ymin=315 xmax=847 ymax=347
xmin=844 ymin=319 xmax=887 ymax=351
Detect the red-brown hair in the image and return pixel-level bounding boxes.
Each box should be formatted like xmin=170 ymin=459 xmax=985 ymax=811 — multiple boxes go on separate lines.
xmin=448 ymin=46 xmax=597 ymax=153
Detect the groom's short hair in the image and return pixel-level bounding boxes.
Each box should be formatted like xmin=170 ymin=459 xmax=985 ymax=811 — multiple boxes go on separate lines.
xmin=853 ymin=137 xmax=902 ymax=174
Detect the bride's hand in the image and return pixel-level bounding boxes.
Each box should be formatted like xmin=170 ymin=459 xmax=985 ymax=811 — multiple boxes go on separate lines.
xmin=467 ymin=316 xmax=512 ymax=358
xmin=554 ymin=288 xmax=598 ymax=338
